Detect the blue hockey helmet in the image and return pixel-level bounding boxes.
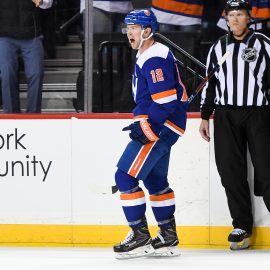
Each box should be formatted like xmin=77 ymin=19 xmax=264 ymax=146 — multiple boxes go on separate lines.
xmin=224 ymin=0 xmax=252 ymax=15
xmin=124 ymin=9 xmax=158 ymax=33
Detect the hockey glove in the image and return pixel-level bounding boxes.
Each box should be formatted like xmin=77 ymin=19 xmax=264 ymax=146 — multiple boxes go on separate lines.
xmin=122 ymin=119 xmax=159 ymax=145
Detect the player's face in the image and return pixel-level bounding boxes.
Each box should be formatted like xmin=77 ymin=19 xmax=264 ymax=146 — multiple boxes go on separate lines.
xmin=126 ymin=24 xmax=142 ymax=49
xmin=227 ymin=10 xmax=250 ymax=35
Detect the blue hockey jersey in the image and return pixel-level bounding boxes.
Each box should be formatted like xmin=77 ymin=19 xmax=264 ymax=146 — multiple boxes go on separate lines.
xmin=132 ymin=42 xmax=188 ymax=136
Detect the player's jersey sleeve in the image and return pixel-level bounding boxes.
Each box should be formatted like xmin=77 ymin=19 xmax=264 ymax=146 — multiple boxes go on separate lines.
xmin=140 ymin=51 xmax=181 ymax=132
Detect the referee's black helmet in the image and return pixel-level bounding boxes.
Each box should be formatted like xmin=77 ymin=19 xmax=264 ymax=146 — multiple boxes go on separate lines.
xmin=224 ymin=0 xmax=252 ymax=16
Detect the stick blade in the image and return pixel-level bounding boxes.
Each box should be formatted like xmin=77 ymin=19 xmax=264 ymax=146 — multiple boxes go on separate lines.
xmin=112 ymin=185 xmax=119 ymax=194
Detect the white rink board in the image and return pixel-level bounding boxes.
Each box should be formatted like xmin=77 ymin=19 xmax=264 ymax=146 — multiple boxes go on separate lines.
xmin=71 ymin=118 xmax=209 ymax=226
xmin=0 ymin=117 xmax=269 ymax=227
xmin=0 ymin=120 xmax=72 ymax=224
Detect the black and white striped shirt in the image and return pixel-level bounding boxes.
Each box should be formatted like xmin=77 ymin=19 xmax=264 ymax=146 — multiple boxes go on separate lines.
xmin=201 ymin=30 xmax=270 ymax=120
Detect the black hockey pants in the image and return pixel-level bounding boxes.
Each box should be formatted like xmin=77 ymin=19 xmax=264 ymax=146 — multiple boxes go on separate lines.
xmin=214 ymin=106 xmax=270 ymax=234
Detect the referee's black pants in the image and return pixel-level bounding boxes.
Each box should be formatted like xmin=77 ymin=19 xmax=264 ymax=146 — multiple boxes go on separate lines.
xmin=214 ymin=106 xmax=270 ymax=234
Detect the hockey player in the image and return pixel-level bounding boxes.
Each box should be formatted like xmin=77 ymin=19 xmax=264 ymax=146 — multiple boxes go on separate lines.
xmin=199 ymin=0 xmax=270 ymax=250
xmin=113 ymin=9 xmax=188 ymax=259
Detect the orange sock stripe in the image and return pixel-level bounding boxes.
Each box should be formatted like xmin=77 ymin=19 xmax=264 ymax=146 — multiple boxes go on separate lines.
xmin=121 ymin=191 xmax=146 ymax=207
xmin=120 ymin=190 xmax=145 ymax=200
xmin=150 ymin=192 xmax=175 ymax=201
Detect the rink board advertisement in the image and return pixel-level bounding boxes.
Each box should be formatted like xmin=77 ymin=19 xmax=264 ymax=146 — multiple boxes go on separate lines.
xmin=0 ymin=114 xmax=269 ymax=247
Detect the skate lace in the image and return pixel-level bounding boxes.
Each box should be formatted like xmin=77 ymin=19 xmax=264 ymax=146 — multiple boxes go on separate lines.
xmin=153 ymin=230 xmax=165 ymax=244
xmin=120 ymin=230 xmax=134 ymax=245
xmin=231 ymin=228 xmax=246 ymax=236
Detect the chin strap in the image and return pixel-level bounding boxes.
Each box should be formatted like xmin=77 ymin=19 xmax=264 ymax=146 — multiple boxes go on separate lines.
xmin=136 ymin=28 xmax=154 ymax=50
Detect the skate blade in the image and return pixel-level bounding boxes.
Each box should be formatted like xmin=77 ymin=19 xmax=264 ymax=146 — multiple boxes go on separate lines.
xmin=115 ymin=244 xmax=155 ymax=260
xmin=152 ymin=246 xmax=181 ymax=257
xmin=230 ymin=238 xmax=250 ymax=250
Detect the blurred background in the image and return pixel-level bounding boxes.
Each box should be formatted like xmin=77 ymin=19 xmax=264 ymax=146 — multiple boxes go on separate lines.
xmin=2 ymin=0 xmax=269 ymax=113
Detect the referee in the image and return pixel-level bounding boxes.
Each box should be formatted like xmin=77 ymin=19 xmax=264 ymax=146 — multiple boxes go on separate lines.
xmin=199 ymin=0 xmax=270 ymax=250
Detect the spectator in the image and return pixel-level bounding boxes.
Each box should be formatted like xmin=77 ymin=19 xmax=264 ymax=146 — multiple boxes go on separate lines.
xmin=40 ymin=1 xmax=57 ymax=59
xmin=0 ymin=0 xmax=53 ymax=113
xmin=151 ymin=0 xmax=204 ymax=32
xmin=80 ymin=0 xmax=133 ymax=33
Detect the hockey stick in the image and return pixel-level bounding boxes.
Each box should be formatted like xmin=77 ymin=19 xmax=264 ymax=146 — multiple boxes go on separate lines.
xmin=70 ymin=180 xmax=116 ymax=195
xmin=188 ymin=51 xmax=231 ymax=104
xmin=89 ymin=184 xmax=115 ymax=195
xmin=111 ymin=52 xmax=231 ymax=195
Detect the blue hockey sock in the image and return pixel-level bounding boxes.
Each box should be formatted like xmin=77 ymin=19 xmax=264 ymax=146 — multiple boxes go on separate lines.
xmin=150 ymin=188 xmax=175 ymax=227
xmin=120 ymin=187 xmax=147 ymax=227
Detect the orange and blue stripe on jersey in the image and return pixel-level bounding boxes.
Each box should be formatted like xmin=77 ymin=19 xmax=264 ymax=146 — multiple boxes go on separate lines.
xmin=251 ymin=2 xmax=270 ymax=19
xmin=252 ymin=8 xmax=270 ymax=18
xmin=152 ymin=0 xmax=203 ymax=18
xmin=164 ymin=120 xmax=185 ymax=136
xmin=151 ymin=89 xmax=177 ymax=104
xmin=175 ymin=62 xmax=188 ymax=101
xmin=133 ymin=114 xmax=185 ymax=137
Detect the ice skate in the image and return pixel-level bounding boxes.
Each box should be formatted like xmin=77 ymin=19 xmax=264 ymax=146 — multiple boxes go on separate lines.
xmin=114 ymin=225 xmax=154 ymax=259
xmin=151 ymin=217 xmax=180 ymax=257
xmin=228 ymin=228 xmax=251 ymax=250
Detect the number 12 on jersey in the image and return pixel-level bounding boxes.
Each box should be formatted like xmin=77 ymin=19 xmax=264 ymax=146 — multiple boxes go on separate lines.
xmin=150 ymin=69 xmax=164 ymax=83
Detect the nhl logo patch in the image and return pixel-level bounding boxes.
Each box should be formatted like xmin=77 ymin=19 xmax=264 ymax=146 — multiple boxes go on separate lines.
xmin=242 ymin=48 xmax=257 ymax=62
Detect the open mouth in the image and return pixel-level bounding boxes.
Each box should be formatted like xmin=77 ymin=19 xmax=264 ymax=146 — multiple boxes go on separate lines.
xmin=129 ymin=38 xmax=135 ymax=44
